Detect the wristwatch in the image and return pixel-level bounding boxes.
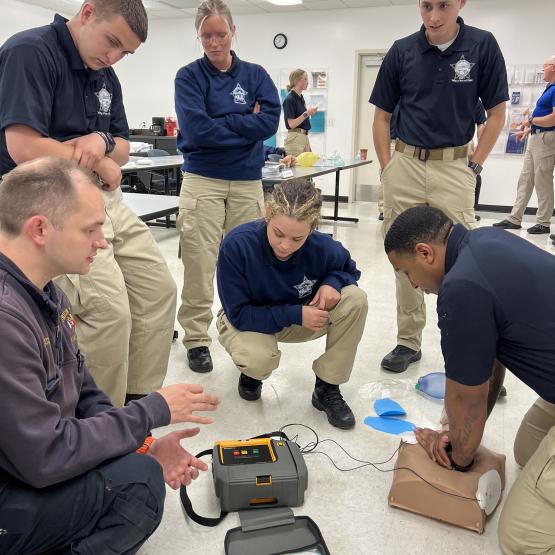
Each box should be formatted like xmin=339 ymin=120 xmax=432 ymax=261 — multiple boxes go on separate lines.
xmin=468 ymin=160 xmax=483 ymax=176
xmin=446 ymin=443 xmax=474 ymax=472
xmin=302 ymin=111 xmax=309 ymax=120
xmin=94 ymin=131 xmax=116 ymax=155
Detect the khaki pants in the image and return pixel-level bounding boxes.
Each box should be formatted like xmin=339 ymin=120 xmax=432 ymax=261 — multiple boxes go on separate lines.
xmin=498 ymin=398 xmax=555 ymax=554
xmin=55 ymin=188 xmax=177 ymax=406
xmin=177 ymin=172 xmax=264 ymax=349
xmin=378 ymin=140 xmax=397 ymax=214
xmin=382 ymin=145 xmax=476 ymax=351
xmin=216 ymin=285 xmax=368 ymax=384
xmin=508 ymin=131 xmax=555 ymax=227
xmin=284 ymin=131 xmax=310 ymax=157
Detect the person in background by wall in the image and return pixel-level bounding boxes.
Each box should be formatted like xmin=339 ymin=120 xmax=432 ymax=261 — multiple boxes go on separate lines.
xmin=493 ymin=55 xmax=555 ymax=235
xmin=216 ymin=179 xmax=367 ymax=429
xmin=283 ymin=69 xmax=318 ymax=157
xmin=370 ymin=0 xmax=508 ymax=374
xmin=0 ymin=158 xmax=219 ymax=555
xmin=175 ymin=0 xmax=281 ymax=374
xmin=0 ymin=0 xmax=177 ymax=407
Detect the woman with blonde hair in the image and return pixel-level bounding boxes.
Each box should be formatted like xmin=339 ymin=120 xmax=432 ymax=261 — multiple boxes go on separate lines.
xmin=282 ymin=69 xmax=317 ymax=156
xmin=216 ymin=178 xmax=368 ymax=429
xmin=175 ymin=0 xmax=281 ymax=373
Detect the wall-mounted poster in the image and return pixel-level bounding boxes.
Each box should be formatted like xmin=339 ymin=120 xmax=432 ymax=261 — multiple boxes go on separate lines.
xmin=505 ymin=107 xmax=529 ymax=154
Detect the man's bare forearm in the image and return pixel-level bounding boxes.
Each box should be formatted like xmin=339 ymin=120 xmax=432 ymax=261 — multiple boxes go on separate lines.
xmin=486 ymin=359 xmax=506 ymax=417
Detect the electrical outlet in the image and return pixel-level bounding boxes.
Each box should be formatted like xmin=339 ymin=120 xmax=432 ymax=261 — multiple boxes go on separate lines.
xmin=327 ymin=118 xmax=335 ymax=127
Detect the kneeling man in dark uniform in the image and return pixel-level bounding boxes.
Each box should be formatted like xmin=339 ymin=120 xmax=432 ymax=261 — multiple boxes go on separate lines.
xmin=384 ymin=205 xmax=555 ymax=554
xmin=0 ymin=158 xmax=219 ymax=555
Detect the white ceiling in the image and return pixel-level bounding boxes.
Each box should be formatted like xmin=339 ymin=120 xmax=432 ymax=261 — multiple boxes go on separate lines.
xmin=16 ymin=0 xmax=435 ymax=19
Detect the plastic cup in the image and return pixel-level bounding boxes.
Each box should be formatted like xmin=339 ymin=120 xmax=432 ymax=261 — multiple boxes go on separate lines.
xmin=359 ymin=148 xmax=368 ymax=160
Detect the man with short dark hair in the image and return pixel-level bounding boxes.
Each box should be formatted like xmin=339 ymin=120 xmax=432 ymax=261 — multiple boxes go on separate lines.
xmin=0 ymin=0 xmax=177 ymax=407
xmin=494 ymin=55 xmax=555 ymax=235
xmin=0 ymin=157 xmax=219 ymax=555
xmin=370 ymin=0 xmax=508 ymax=373
xmin=384 ymin=205 xmax=555 ymax=553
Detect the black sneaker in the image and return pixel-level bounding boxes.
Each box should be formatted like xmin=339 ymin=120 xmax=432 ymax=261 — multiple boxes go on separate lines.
xmin=527 ymin=224 xmax=550 ymax=235
xmin=312 ymin=379 xmax=355 ymax=429
xmin=498 ymin=385 xmax=507 ymax=399
xmin=381 ymin=345 xmax=422 ymax=373
xmin=492 ymin=219 xmax=521 ymax=230
xmin=238 ymin=373 xmax=262 ymax=401
xmin=475 ymin=215 xmax=481 ymax=221
xmin=187 ymin=346 xmax=213 ymax=373
xmin=550 ymin=234 xmax=555 ymax=241
xmin=378 ymin=212 xmax=384 ymax=221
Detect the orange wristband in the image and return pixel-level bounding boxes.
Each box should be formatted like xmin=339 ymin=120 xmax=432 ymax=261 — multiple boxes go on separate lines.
xmin=136 ymin=436 xmax=154 ymax=454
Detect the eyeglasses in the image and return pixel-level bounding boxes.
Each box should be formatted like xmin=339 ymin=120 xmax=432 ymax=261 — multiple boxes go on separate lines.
xmin=543 ymin=63 xmax=555 ymax=68
xmin=198 ymin=32 xmax=231 ymax=45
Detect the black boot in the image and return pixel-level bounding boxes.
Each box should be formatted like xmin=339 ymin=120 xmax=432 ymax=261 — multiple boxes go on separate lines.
xmin=312 ymin=377 xmax=355 ymax=429
xmin=238 ymin=373 xmax=262 ymax=401
xmin=187 ymin=346 xmax=213 ymax=373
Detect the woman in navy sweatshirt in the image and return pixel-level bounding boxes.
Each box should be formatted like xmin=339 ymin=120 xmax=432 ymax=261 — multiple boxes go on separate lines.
xmin=216 ymin=179 xmax=368 ymax=429
xmin=175 ymin=0 xmax=281 ymax=374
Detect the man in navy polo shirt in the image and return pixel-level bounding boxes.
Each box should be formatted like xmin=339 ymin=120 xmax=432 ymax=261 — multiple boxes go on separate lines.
xmin=0 ymin=0 xmax=177 ymax=407
xmin=494 ymin=55 xmax=555 ymax=235
xmin=385 ymin=206 xmax=555 ymax=554
xmin=370 ymin=0 xmax=508 ymax=373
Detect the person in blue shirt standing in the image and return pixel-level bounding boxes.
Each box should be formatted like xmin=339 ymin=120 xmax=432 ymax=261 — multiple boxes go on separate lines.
xmin=216 ymin=179 xmax=368 ymax=429
xmin=0 ymin=0 xmax=177 ymax=407
xmin=494 ymin=55 xmax=555 ymax=235
xmin=384 ymin=205 xmax=555 ymax=554
xmin=175 ymin=0 xmax=281 ymax=374
xmin=282 ymin=69 xmax=318 ymax=157
xmin=370 ymin=0 xmax=508 ymax=374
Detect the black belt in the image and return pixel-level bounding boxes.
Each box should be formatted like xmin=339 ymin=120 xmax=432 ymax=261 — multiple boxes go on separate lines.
xmin=531 ymin=128 xmax=554 ymax=134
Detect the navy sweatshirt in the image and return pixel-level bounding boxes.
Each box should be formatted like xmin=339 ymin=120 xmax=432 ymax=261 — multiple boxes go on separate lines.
xmin=175 ymin=52 xmax=281 ymax=181
xmin=217 ymin=220 xmax=361 ymax=334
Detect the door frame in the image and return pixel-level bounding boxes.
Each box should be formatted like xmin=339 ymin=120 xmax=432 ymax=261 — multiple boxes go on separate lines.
xmin=349 ymin=49 xmax=388 ymax=201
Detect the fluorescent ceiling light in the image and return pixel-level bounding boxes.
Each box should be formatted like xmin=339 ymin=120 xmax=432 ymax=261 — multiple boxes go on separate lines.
xmin=267 ymin=0 xmax=303 ymax=5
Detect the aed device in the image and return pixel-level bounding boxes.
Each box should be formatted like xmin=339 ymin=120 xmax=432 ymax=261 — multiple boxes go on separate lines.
xmin=213 ymin=437 xmax=308 ymax=512
xmin=181 ymin=433 xmax=330 ymax=554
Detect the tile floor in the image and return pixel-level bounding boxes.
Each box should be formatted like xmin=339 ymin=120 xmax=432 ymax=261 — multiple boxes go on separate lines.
xmin=138 ymin=201 xmax=549 ymax=555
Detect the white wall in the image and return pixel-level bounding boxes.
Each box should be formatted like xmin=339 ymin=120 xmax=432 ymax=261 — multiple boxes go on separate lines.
xmin=2 ymin=0 xmax=555 ymax=206
xmin=1 ymin=1 xmax=55 ymax=43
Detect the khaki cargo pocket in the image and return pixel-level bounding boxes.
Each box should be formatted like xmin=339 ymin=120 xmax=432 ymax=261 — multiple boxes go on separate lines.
xmin=177 ymin=196 xmax=199 ymax=245
xmin=539 ymin=154 xmax=555 ymax=172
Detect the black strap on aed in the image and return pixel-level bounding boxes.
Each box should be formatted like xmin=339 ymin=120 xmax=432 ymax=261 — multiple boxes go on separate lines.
xmin=180 ymin=431 xmax=289 ymax=527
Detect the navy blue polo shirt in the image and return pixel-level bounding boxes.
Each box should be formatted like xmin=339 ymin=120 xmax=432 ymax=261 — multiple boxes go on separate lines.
xmin=438 ymin=224 xmax=555 ymax=403
xmin=532 ymin=82 xmax=555 ymax=132
xmin=369 ymin=17 xmax=508 ymax=149
xmin=0 ymin=14 xmax=129 ymax=175
xmin=474 ymin=100 xmax=486 ymax=126
xmin=283 ymin=90 xmax=310 ymax=131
